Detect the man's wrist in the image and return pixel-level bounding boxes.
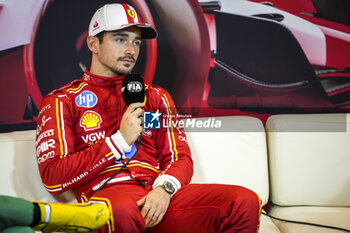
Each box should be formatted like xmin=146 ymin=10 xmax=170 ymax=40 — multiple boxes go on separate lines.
xmin=112 ymin=130 xmax=132 ymax=153
xmin=161 ymin=181 xmax=175 ymax=195
xmin=105 ymin=130 xmax=132 ymax=160
xmin=152 ymin=174 xmax=181 ymax=196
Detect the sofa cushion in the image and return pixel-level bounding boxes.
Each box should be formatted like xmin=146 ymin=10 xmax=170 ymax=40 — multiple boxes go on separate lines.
xmin=259 ymin=212 xmax=283 ymax=233
xmin=186 ymin=116 xmax=269 ymax=205
xmin=0 ymin=130 xmax=56 ymax=202
xmin=269 ymin=206 xmax=350 ymax=233
xmin=266 ymin=114 xmax=350 ymax=206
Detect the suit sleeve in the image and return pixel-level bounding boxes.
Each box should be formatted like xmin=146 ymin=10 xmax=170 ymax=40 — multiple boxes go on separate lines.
xmin=152 ymin=90 xmax=193 ymax=193
xmin=36 ymin=95 xmax=130 ymax=194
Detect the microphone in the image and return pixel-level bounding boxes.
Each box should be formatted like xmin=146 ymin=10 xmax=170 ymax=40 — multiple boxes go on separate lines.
xmin=121 ymin=74 xmax=145 ymax=147
xmin=121 ymin=74 xmax=145 ymax=106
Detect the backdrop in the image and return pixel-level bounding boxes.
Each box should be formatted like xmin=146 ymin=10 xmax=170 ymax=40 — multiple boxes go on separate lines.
xmin=0 ymin=0 xmax=349 ymax=132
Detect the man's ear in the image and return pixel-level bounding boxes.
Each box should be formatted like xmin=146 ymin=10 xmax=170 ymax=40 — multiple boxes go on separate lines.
xmin=86 ymin=36 xmax=99 ymax=54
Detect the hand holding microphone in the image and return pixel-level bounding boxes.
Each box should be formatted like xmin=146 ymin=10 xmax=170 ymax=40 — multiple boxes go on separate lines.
xmin=119 ymin=74 xmax=145 ymax=146
xmin=119 ymin=102 xmax=144 ymax=146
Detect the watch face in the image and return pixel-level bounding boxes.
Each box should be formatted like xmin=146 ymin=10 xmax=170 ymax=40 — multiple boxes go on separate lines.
xmin=164 ymin=181 xmax=175 ymax=194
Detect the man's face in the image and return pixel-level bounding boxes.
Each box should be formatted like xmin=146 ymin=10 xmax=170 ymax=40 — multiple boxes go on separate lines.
xmin=93 ymin=27 xmax=142 ymax=76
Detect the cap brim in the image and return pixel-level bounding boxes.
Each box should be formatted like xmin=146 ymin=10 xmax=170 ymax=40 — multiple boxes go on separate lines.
xmin=111 ymin=23 xmax=157 ymax=39
xmin=137 ymin=24 xmax=158 ymax=39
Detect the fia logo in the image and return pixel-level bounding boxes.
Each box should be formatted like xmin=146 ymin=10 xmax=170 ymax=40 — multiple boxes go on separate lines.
xmin=127 ymin=81 xmax=143 ymax=92
xmin=143 ymin=110 xmax=161 ymax=129
xmin=76 ymin=91 xmax=98 ymax=108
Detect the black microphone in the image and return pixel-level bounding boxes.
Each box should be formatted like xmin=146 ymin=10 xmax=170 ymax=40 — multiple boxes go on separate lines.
xmin=121 ymin=74 xmax=145 ymax=106
xmin=121 ymin=74 xmax=145 ymax=147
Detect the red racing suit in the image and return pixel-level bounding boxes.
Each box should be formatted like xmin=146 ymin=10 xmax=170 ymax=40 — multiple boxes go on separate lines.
xmin=35 ymin=69 xmax=193 ymax=201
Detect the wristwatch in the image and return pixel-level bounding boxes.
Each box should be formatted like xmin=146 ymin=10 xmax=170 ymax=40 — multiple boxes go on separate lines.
xmin=162 ymin=181 xmax=175 ymax=195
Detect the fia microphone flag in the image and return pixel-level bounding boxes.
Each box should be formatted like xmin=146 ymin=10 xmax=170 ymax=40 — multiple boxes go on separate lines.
xmin=121 ymin=74 xmax=145 ymax=106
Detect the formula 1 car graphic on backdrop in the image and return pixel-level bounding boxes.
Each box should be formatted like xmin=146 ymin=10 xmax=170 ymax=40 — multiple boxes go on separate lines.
xmin=199 ymin=0 xmax=350 ymax=114
xmin=0 ymin=0 xmax=349 ymax=129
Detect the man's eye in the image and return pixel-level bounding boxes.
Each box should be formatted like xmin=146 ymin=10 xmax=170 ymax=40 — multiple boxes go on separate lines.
xmin=134 ymin=41 xmax=141 ymax=46
xmin=115 ymin=38 xmax=128 ymax=45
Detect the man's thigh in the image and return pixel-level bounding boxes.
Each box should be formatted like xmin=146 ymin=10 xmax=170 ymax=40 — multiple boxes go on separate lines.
xmin=148 ymin=183 xmax=261 ymax=233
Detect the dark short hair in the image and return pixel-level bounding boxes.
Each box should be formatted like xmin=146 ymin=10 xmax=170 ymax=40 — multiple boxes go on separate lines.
xmin=95 ymin=31 xmax=105 ymax=44
xmin=89 ymin=31 xmax=106 ymax=60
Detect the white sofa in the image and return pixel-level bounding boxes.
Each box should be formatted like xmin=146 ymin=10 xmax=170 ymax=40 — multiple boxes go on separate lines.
xmin=187 ymin=116 xmax=280 ymax=233
xmin=1 ymin=114 xmax=350 ymax=233
xmin=266 ymin=114 xmax=350 ymax=233
xmin=0 ymin=130 xmax=56 ymax=202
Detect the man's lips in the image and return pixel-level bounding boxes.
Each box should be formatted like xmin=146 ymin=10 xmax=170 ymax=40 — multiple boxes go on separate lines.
xmin=118 ymin=57 xmax=135 ymax=63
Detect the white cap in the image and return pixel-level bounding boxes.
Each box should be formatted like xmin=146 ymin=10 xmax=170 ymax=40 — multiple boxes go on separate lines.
xmin=88 ymin=3 xmax=157 ymax=39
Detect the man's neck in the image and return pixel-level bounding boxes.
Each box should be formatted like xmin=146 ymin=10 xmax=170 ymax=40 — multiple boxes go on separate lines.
xmin=89 ymin=66 xmax=119 ymax=78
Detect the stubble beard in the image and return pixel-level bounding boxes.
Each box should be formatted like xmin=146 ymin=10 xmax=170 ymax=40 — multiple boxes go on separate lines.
xmin=111 ymin=63 xmax=134 ymax=76
xmin=111 ymin=56 xmax=136 ymax=76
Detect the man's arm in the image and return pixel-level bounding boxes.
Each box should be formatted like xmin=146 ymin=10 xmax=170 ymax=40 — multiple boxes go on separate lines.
xmin=152 ymin=89 xmax=193 ymax=191
xmin=137 ymin=88 xmax=193 ymax=228
xmin=36 ymin=95 xmax=143 ymax=195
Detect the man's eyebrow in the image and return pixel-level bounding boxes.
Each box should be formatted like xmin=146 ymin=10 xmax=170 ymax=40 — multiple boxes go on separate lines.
xmin=111 ymin=32 xmax=128 ymax=37
xmin=111 ymin=32 xmax=141 ymax=40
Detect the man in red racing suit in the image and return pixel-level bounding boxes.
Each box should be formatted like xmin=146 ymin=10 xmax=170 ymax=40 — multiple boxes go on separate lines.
xmin=35 ymin=3 xmax=261 ymax=233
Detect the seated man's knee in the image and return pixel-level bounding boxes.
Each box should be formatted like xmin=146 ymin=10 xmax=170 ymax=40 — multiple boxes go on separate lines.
xmin=233 ymin=186 xmax=261 ymax=212
xmin=218 ymin=185 xmax=261 ymax=211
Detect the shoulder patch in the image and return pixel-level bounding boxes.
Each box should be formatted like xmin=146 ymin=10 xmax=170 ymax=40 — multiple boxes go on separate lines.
xmin=47 ymin=79 xmax=86 ymax=96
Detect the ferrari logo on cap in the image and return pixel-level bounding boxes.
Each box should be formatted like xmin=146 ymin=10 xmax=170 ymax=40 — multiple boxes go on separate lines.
xmin=127 ymin=9 xmax=135 ymax=19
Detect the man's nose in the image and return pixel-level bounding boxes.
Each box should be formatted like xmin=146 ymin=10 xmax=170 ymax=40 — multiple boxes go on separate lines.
xmin=125 ymin=42 xmax=136 ymax=55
